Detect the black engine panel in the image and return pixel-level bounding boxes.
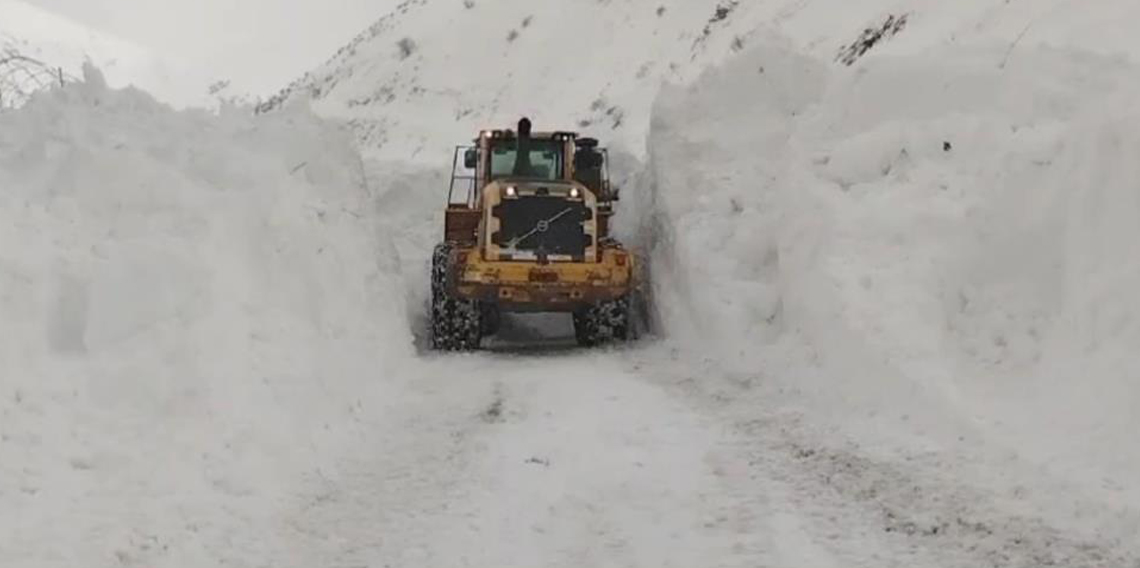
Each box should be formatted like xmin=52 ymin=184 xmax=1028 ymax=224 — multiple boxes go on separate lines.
xmin=491 ymin=196 xmax=591 ymax=260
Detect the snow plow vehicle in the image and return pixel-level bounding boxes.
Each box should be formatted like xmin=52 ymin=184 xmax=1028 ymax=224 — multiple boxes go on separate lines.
xmin=430 ymin=118 xmax=637 ymax=351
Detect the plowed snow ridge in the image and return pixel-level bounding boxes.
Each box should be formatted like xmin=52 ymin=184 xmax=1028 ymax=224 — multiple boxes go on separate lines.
xmin=0 ymin=66 xmax=413 ymax=566
xmin=642 ymin=41 xmax=1140 ymax=502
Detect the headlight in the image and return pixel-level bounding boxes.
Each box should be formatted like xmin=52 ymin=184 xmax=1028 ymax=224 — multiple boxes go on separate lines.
xmin=505 ymin=185 xmax=518 ymax=197
xmin=569 ymin=187 xmax=581 ymax=199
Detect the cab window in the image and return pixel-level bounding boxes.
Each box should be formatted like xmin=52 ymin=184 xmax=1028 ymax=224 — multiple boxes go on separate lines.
xmin=489 ymin=140 xmax=563 ymax=180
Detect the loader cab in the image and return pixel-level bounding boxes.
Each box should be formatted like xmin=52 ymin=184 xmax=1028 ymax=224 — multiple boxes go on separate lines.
xmin=464 ymin=128 xmax=578 ymax=186
xmin=486 ymin=137 xmax=565 ymax=181
xmin=446 ymin=121 xmax=618 ymax=245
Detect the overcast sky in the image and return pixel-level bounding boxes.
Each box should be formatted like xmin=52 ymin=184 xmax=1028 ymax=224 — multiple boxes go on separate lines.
xmin=25 ymin=0 xmax=396 ymax=95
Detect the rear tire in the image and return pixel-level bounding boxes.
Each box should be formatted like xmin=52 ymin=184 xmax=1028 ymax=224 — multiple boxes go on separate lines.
xmin=430 ymin=243 xmax=482 ymax=351
xmin=573 ymin=295 xmax=630 ymax=347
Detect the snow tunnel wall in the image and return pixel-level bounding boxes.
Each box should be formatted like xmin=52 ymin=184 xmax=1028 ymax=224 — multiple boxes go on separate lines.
xmin=0 ymin=67 xmax=413 ymax=563
xmin=640 ymin=39 xmax=1140 ymax=488
xmin=633 ymin=40 xmax=827 ymax=351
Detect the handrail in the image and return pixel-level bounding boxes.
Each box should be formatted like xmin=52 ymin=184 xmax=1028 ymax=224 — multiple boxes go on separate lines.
xmin=448 ymin=145 xmax=478 ymax=206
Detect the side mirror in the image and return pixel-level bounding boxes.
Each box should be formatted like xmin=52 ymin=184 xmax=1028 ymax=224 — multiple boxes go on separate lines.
xmin=464 ymin=148 xmax=477 ymax=169
xmin=576 ymin=151 xmax=603 ymax=169
xmin=604 ymin=184 xmax=620 ymax=201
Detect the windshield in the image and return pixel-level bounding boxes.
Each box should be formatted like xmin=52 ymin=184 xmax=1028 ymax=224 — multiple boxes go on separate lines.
xmin=489 ymin=139 xmax=564 ymax=180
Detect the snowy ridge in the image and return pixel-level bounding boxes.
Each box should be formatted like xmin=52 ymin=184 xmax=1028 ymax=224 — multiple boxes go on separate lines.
xmin=257 ymin=0 xmax=771 ymax=161
xmin=261 ymin=0 xmax=1140 ymax=164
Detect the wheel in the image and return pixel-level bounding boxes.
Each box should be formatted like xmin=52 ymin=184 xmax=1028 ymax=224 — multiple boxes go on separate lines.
xmin=573 ymin=295 xmax=630 ymax=347
xmin=430 ymin=243 xmax=482 ymax=351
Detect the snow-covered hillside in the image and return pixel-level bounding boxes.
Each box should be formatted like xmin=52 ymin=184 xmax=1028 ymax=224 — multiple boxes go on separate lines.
xmin=262 ymin=0 xmax=1140 ymax=163
xmin=4 ymin=0 xmax=1140 ymax=566
xmin=0 ymin=0 xmax=210 ymax=108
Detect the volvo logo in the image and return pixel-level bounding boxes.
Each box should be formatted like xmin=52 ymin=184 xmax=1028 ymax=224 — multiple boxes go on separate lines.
xmin=536 ymin=220 xmax=550 ymax=233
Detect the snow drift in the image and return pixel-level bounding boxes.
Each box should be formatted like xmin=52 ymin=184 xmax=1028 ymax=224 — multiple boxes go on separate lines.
xmin=0 ymin=66 xmax=411 ymax=566
xmin=642 ymin=38 xmax=1140 ymax=503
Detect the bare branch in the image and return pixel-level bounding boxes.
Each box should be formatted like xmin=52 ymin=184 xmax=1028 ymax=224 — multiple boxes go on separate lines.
xmin=0 ymin=47 xmax=78 ymax=110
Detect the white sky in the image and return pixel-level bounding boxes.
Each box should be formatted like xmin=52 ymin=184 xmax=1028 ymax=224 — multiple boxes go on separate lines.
xmin=24 ymin=0 xmax=396 ymax=96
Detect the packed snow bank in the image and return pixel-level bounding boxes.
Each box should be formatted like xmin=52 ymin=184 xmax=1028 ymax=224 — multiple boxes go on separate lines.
xmin=635 ymin=40 xmax=825 ymax=349
xmin=354 ymin=159 xmax=449 ymax=346
xmin=643 ymin=39 xmax=1140 ymax=500
xmin=0 ymin=66 xmax=411 ymax=566
xmin=991 ymin=83 xmax=1140 ymax=490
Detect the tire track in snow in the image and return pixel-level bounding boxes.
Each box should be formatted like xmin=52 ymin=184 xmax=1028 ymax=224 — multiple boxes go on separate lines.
xmin=640 ymin=347 xmax=1140 ymax=568
xmin=272 ymin=357 xmax=504 ymax=568
xmin=423 ymin=352 xmax=730 ymax=567
xmin=273 ymin=343 xmax=830 ymax=567
xmin=273 ymin=303 xmax=1139 ymax=567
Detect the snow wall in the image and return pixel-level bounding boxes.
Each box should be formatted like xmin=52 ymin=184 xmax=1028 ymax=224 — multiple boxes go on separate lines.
xmin=638 ymin=38 xmax=1140 ymax=495
xmin=0 ymin=67 xmax=413 ymax=565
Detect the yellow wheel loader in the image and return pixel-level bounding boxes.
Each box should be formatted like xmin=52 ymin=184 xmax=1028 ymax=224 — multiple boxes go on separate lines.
xmin=430 ymin=117 xmax=638 ymax=350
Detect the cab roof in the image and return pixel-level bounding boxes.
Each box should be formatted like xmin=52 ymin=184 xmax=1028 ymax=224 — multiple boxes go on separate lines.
xmin=475 ymin=129 xmax=578 ymax=142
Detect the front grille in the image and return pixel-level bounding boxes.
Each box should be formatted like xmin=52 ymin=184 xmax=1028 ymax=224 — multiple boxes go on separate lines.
xmin=491 ymin=196 xmax=591 ymax=260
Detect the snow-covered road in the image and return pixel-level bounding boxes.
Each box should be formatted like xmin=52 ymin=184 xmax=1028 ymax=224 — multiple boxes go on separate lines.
xmin=259 ymin=328 xmax=1140 ymax=568
xmin=282 ymin=336 xmax=737 ymax=567
xmin=271 ymin=333 xmax=815 ymax=568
